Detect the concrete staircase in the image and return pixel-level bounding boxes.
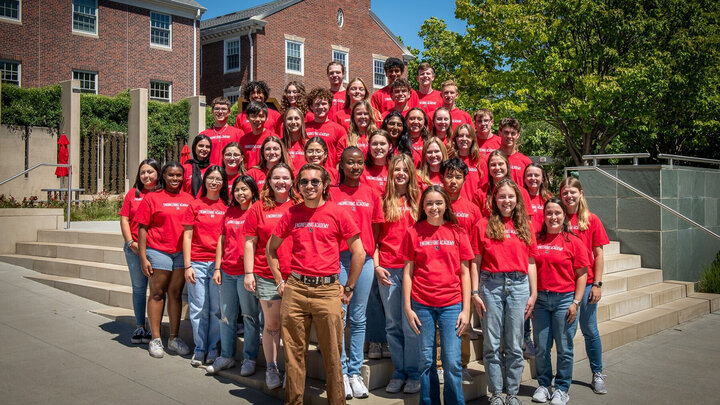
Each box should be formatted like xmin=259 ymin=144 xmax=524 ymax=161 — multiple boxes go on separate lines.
xmin=1 ymin=229 xmax=719 ymax=404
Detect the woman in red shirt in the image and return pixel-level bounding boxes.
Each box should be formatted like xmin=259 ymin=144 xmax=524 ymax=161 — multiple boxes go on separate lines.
xmin=333 ymin=77 xmax=374 ymax=130
xmin=335 ymin=99 xmax=378 ymax=162
xmin=242 ymin=163 xmax=301 ymax=388
xmin=361 ymin=129 xmax=393 ymax=198
xmin=430 ymin=107 xmax=453 ymax=145
xmin=136 ymin=162 xmax=195 ymax=358
xmin=531 ymin=197 xmax=589 ymax=404
xmin=473 ymin=150 xmax=533 ymax=219
xmin=402 ymin=185 xmax=473 ymax=405
xmin=182 ymin=166 xmax=229 ymax=367
xmin=418 ymin=136 xmax=448 ymax=188
xmin=282 ymin=107 xmax=309 ymax=173
xmin=280 ymin=81 xmax=310 ymax=120
xmin=246 ymin=135 xmax=291 ymax=189
xmin=375 ymin=153 xmax=422 ymax=394
xmin=303 ymin=136 xmax=338 ymax=184
xmin=405 ymin=108 xmax=430 ymax=167
xmin=524 ymin=163 xmax=553 ymax=229
xmin=221 ymin=143 xmax=246 ymax=199
xmin=182 ymin=135 xmax=212 ymax=197
xmin=559 ymin=177 xmax=610 ymax=395
xmin=119 ymin=158 xmax=160 ymax=344
xmin=206 ymin=175 xmax=260 ymax=375
xmin=471 ymin=178 xmax=538 ymax=405
xmin=380 ymin=111 xmax=414 ymax=157
xmin=448 ymin=123 xmax=483 ymax=201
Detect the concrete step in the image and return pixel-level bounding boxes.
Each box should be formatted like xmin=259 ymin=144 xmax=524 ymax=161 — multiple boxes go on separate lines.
xmin=37 ymin=229 xmax=123 ymax=248
xmin=26 ymin=274 xmax=133 ymax=309
xmin=15 ymin=241 xmax=126 ymax=266
xmin=603 ymin=253 xmax=642 ymax=274
xmin=0 ymin=254 xmax=131 ymax=286
xmin=602 ymin=268 xmax=664 ymax=296
xmin=597 ymin=282 xmax=685 ymax=322
xmin=605 ymin=241 xmax=620 ymax=255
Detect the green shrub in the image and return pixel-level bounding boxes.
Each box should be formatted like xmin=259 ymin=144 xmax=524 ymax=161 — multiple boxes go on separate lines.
xmin=80 ymin=92 xmax=130 ymax=136
xmin=698 ymin=251 xmax=720 ymax=294
xmin=0 ymin=84 xmax=62 ymax=131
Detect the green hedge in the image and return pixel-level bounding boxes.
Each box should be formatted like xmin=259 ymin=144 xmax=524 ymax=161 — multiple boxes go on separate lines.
xmin=80 ymin=91 xmax=130 ymax=136
xmin=0 ymin=84 xmax=62 ymax=131
xmin=149 ymin=99 xmax=190 ymax=159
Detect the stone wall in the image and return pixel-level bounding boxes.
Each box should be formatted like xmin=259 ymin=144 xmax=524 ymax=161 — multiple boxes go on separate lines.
xmin=0 ymin=125 xmax=61 ymax=200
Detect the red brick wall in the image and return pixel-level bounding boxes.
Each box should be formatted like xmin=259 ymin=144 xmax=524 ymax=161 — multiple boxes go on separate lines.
xmin=200 ymin=0 xmax=408 ymax=101
xmin=0 ymin=0 xmax=198 ymax=101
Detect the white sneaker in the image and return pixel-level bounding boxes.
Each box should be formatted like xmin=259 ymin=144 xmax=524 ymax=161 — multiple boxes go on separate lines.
xmin=148 ymin=338 xmax=164 ymax=358
xmin=368 ymin=342 xmax=382 ymax=359
xmin=190 ymin=352 xmax=204 ymax=367
xmin=462 ymin=367 xmax=473 ymax=384
xmin=349 ymin=374 xmax=369 ymax=398
xmin=205 ymin=350 xmax=218 ymax=365
xmin=381 ymin=343 xmax=391 ymax=358
xmin=437 ymin=368 xmax=444 ymax=384
xmin=206 ymin=356 xmax=235 ymax=374
xmin=385 ymin=378 xmax=404 ymax=393
xmin=167 ymin=337 xmax=190 ymax=355
xmin=266 ymin=364 xmax=282 ymax=390
xmin=403 ymin=379 xmax=421 ymax=394
xmin=240 ymin=359 xmax=256 ymax=376
xmin=343 ymin=374 xmax=353 ymax=400
xmin=591 ymin=372 xmax=607 ymax=394
xmin=550 ymin=390 xmax=569 ymax=405
xmin=532 ymin=386 xmax=551 ymax=402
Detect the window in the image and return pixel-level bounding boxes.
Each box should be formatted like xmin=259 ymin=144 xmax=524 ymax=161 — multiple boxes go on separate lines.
xmin=224 ymin=38 xmax=240 ymax=73
xmin=1 ymin=60 xmax=20 ymax=85
xmin=373 ymin=58 xmax=386 ymax=88
xmin=0 ymin=0 xmax=20 ymax=21
xmin=150 ymin=80 xmax=171 ymax=102
xmin=72 ymin=70 xmax=97 ymax=94
xmin=73 ymin=0 xmax=97 ymax=34
xmin=285 ymin=40 xmax=303 ymax=75
xmin=150 ymin=12 xmax=171 ymax=47
xmin=224 ymin=90 xmax=239 ymax=105
xmin=332 ymin=49 xmax=348 ymax=82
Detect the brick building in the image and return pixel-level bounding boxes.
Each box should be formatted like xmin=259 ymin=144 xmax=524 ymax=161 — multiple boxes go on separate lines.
xmin=0 ymin=0 xmax=206 ymax=102
xmin=199 ymin=0 xmax=413 ymax=104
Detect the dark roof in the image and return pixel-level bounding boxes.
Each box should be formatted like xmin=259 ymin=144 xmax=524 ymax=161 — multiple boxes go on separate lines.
xmin=166 ymin=0 xmax=206 ymax=10
xmin=200 ymin=0 xmax=299 ymax=29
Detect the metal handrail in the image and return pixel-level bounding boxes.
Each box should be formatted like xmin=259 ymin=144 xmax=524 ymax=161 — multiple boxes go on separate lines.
xmin=0 ymin=163 xmax=72 ymax=229
xmin=657 ymin=154 xmax=720 ymax=168
xmin=585 ymin=166 xmax=719 ymax=240
xmin=582 ymin=153 xmax=651 ymax=166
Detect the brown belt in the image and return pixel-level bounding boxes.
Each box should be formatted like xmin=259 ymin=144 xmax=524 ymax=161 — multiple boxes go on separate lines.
xmin=290 ymin=271 xmax=339 ymax=286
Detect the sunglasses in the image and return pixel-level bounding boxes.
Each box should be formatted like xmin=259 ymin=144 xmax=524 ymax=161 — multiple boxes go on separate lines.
xmin=298 ymin=178 xmax=322 ymax=187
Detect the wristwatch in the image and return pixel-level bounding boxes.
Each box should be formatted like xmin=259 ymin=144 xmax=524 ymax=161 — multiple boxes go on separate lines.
xmin=344 ymin=285 xmax=354 ymax=293
xmin=572 ymin=299 xmax=581 ymax=306
xmin=125 ymin=240 xmax=133 ymax=249
xmin=593 ymin=281 xmax=603 ymax=288
xmin=471 ymin=290 xmax=479 ymax=296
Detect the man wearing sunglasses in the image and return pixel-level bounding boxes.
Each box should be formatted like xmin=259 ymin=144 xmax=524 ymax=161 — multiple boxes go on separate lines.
xmin=267 ymin=163 xmax=365 ymax=405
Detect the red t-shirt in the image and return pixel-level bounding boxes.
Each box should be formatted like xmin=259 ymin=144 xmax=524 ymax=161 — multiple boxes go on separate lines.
xmin=451 ymin=196 xmax=481 ymax=235
xmin=247 ymin=167 xmax=269 ymax=189
xmin=419 ymin=170 xmax=443 ymax=190
xmin=401 ymin=221 xmax=474 ymax=307
xmin=378 ymin=201 xmax=414 ymax=268
xmin=220 ymin=205 xmax=249 ymax=275
xmin=329 ymin=183 xmax=384 ymax=256
xmin=332 ymin=89 xmax=346 ymax=112
xmin=181 ymin=197 xmax=227 ymax=261
xmin=472 ymin=216 xmax=538 ymax=273
xmin=526 ymin=192 xmax=546 ymax=228
xmin=200 ymin=125 xmax=243 ymax=166
xmin=234 ymin=109 xmax=282 ymax=136
xmin=119 ymin=187 xmax=152 ymax=241
xmin=535 ymin=232 xmax=591 ymax=292
xmin=567 ymin=212 xmax=609 ymax=284
xmin=460 ymin=155 xmax=483 ymax=201
xmin=360 ymin=164 xmax=388 ymax=198
xmin=371 ymin=86 xmax=419 ymax=115
xmin=181 ymin=163 xmax=208 ymax=197
xmin=472 ymin=183 xmax=534 ymax=218
xmin=335 ymin=134 xmax=369 ymax=163
xmin=448 ymin=107 xmax=472 ymax=131
xmin=411 ymin=136 xmax=424 ymax=167
xmin=285 ymin=139 xmax=307 ymax=173
xmin=477 ymin=135 xmax=501 ymax=158
xmin=332 ymin=107 xmax=352 ymax=131
xmin=135 ymin=189 xmax=194 ymax=254
xmin=226 ymin=172 xmax=239 ymax=197
xmin=416 ymin=89 xmax=443 ymax=118
xmin=238 ymin=129 xmax=274 ymax=169
xmin=306 ymin=119 xmax=347 ymax=167
xmin=243 ymin=199 xmax=295 ymax=280
xmin=273 ymin=201 xmax=361 ymax=277
xmin=507 ymin=151 xmax=532 ymax=186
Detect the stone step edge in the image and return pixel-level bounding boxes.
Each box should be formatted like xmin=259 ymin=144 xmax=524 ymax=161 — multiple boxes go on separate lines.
xmin=0 ymin=254 xmax=127 ymax=271
xmin=17 ymin=240 xmax=124 ymax=252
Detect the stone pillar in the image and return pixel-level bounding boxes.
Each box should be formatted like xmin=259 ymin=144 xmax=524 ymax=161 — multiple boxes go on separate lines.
xmin=187 ymin=95 xmax=206 ymax=147
xmin=60 ymin=80 xmax=80 ymax=190
xmin=127 ymin=88 xmax=148 ymax=193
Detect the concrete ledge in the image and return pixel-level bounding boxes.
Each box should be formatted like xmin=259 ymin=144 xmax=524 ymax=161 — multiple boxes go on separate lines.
xmin=0 ymin=208 xmax=63 ymax=254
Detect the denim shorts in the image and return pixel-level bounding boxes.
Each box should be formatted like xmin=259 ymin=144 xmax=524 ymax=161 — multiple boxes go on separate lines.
xmin=255 ymin=275 xmax=281 ymax=301
xmin=145 ymin=247 xmax=184 ymax=271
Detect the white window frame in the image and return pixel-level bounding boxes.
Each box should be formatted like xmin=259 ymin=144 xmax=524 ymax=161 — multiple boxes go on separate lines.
xmin=0 ymin=0 xmax=21 ymax=22
xmin=72 ymin=69 xmax=97 ymax=94
xmin=223 ymin=37 xmax=241 ymax=73
xmin=373 ymin=58 xmax=387 ymax=88
xmin=149 ymin=80 xmax=172 ymax=102
xmin=285 ymin=39 xmax=304 ymax=75
xmin=0 ymin=60 xmax=21 ymax=86
xmin=150 ymin=11 xmax=172 ymax=48
xmin=223 ymin=86 xmax=240 ymax=106
xmin=331 ymin=49 xmax=349 ymax=83
xmin=72 ymin=0 xmax=97 ymax=35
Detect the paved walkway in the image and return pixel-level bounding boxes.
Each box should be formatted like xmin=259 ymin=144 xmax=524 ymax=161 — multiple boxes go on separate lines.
xmin=1 ymin=259 xmax=719 ymax=404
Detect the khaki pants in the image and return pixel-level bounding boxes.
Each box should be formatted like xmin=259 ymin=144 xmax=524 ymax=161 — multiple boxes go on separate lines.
xmin=436 ymin=328 xmax=470 ymax=368
xmin=281 ymin=277 xmax=345 ymax=405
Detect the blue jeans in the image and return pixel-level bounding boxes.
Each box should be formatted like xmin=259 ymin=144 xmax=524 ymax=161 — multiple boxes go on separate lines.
xmin=124 ymin=245 xmax=147 ymax=327
xmin=479 ymin=271 xmax=529 ymax=395
xmin=378 ymin=267 xmax=420 ymax=381
xmin=338 ymin=251 xmax=374 ymax=376
xmin=413 ymin=301 xmax=464 ymax=405
xmin=219 ymin=271 xmax=260 ymax=360
xmin=187 ymin=261 xmax=221 ymax=355
xmin=579 ymin=284 xmax=603 ymax=373
xmin=532 ymin=291 xmax=578 ymax=391
xmin=365 ymin=276 xmax=387 ymax=343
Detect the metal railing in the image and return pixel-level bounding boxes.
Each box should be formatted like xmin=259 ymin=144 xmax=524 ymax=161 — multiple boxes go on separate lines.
xmin=0 ymin=163 xmax=72 ymax=229
xmin=657 ymin=154 xmax=720 ymax=168
xmin=583 ymin=153 xmax=651 ymax=166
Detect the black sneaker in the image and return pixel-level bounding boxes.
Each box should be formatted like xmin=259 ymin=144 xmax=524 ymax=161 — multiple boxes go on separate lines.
xmin=142 ymin=329 xmax=152 ymax=344
xmin=131 ymin=327 xmax=145 ymax=344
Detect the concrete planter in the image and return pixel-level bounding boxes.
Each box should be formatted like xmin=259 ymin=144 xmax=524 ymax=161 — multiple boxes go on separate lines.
xmin=0 ymin=208 xmax=64 ymax=254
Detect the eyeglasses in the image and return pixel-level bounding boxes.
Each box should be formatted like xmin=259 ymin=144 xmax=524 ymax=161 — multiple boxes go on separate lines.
xmin=206 ymin=177 xmax=223 ymax=184
xmin=305 ymin=149 xmax=325 ymax=156
xmin=298 ymin=178 xmax=322 ymax=187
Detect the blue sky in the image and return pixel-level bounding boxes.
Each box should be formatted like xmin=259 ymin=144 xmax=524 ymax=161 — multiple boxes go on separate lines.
xmin=199 ymin=0 xmax=466 ymax=53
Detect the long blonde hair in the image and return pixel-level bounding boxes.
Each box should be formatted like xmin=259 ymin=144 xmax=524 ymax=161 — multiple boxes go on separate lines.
xmin=448 ymin=123 xmax=481 ymax=165
xmin=419 ymin=136 xmax=448 ymax=186
xmin=486 ymin=178 xmax=533 ymax=245
xmin=383 ymin=154 xmax=419 ymax=222
xmin=559 ymin=177 xmax=590 ymax=231
xmin=484 ymin=150 xmax=510 ymax=212
xmin=347 ymin=99 xmax=378 ymax=147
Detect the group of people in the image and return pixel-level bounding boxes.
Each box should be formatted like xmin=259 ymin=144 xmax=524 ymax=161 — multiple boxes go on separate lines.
xmin=118 ymin=59 xmax=610 ymax=405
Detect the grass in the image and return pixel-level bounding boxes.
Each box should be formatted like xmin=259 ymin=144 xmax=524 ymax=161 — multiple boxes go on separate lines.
xmin=1 ymin=192 xmax=121 ymax=221
xmin=697 ymin=251 xmax=720 ymax=294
